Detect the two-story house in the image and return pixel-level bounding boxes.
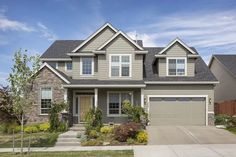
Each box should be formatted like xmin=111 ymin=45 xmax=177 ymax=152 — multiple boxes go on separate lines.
xmin=29 ymin=23 xmax=218 ymax=126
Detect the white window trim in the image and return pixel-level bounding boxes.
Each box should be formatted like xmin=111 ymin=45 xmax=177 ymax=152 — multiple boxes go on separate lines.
xmin=107 ymin=91 xmax=133 ymax=117
xmin=80 ymin=57 xmax=94 ymax=76
xmin=109 ymin=54 xmax=132 ymax=78
xmin=147 ymin=95 xmax=209 ymax=126
xmin=166 ymin=57 xmax=187 ymax=76
xmin=65 ymin=61 xmax=72 ymax=71
xmin=55 ymin=62 xmax=58 ymax=69
xmin=39 ymin=87 xmax=53 ymax=115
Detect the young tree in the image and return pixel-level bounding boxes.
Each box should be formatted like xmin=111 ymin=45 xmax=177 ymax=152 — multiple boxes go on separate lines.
xmin=8 ymin=49 xmax=40 ymax=154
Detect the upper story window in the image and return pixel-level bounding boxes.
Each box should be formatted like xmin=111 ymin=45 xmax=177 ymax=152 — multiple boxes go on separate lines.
xmin=167 ymin=57 xmax=186 ymax=76
xmin=80 ymin=57 xmax=94 ymax=76
xmin=41 ymin=87 xmax=52 ymax=114
xmin=109 ymin=54 xmax=131 ymax=77
xmin=51 ymin=62 xmax=58 ymax=69
xmin=65 ymin=61 xmax=72 ymax=71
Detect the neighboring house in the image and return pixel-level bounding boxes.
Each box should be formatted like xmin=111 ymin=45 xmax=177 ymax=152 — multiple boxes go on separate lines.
xmin=28 ymin=23 xmax=218 ymax=126
xmin=209 ymin=55 xmax=236 ymax=103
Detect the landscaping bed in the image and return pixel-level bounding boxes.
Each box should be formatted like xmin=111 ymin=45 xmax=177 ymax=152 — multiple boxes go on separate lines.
xmin=215 ymin=114 xmax=236 ymax=135
xmin=0 ymin=150 xmax=134 ymax=157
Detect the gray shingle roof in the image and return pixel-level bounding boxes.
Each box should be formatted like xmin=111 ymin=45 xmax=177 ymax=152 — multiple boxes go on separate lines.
xmin=41 ymin=40 xmax=84 ymax=58
xmin=213 ymin=55 xmax=236 ymax=78
xmin=143 ymin=47 xmax=218 ymax=82
xmin=41 ymin=40 xmax=143 ymax=58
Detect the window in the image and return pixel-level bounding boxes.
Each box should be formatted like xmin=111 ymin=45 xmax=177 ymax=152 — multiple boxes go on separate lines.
xmin=80 ymin=57 xmax=93 ymax=75
xmin=50 ymin=62 xmax=58 ymax=69
xmin=167 ymin=58 xmax=186 ymax=76
xmin=41 ymin=87 xmax=52 ymax=114
xmin=110 ymin=55 xmax=131 ymax=77
xmin=65 ymin=62 xmax=72 ymax=70
xmin=108 ymin=92 xmax=132 ymax=116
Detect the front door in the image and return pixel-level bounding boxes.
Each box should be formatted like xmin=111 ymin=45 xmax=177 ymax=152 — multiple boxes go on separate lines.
xmin=79 ymin=95 xmax=92 ymax=122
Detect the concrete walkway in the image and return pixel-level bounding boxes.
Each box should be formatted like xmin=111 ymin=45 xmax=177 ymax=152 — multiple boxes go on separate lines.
xmin=133 ymin=144 xmax=236 ymax=157
xmin=1 ymin=144 xmax=236 ymax=157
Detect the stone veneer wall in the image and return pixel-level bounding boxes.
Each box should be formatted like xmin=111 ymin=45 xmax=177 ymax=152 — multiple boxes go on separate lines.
xmin=27 ymin=67 xmax=65 ymax=124
xmin=208 ymin=113 xmax=215 ymax=126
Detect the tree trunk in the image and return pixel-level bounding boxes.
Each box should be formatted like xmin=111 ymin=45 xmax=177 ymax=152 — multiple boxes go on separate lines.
xmin=20 ymin=115 xmax=24 ymax=154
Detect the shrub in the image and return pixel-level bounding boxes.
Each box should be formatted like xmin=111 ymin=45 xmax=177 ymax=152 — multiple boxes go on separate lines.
xmin=88 ymin=130 xmax=99 ymax=139
xmin=3 ymin=122 xmax=21 ymax=134
xmin=81 ymin=139 xmax=103 ymax=146
xmin=24 ymin=126 xmax=39 ymax=133
xmin=114 ymin=122 xmax=141 ymax=142
xmin=122 ymin=100 xmax=148 ymax=124
xmin=136 ymin=131 xmax=148 ymax=143
xmin=127 ymin=138 xmax=135 ymax=145
xmin=57 ymin=121 xmax=68 ymax=132
xmin=215 ymin=114 xmax=230 ymax=125
xmin=85 ymin=108 xmax=103 ymax=134
xmin=228 ymin=116 xmax=236 ymax=128
xmin=100 ymin=126 xmax=114 ymax=134
xmin=39 ymin=123 xmax=50 ymax=132
xmin=49 ymin=102 xmax=68 ymax=132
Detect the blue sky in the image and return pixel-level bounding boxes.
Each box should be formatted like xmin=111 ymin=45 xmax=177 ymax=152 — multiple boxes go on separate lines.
xmin=0 ymin=0 xmax=236 ymax=85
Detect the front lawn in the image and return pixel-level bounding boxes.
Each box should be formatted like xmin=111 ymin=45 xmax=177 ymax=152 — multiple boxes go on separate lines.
xmin=0 ymin=150 xmax=133 ymax=157
xmin=226 ymin=127 xmax=236 ymax=135
xmin=0 ymin=132 xmax=60 ymax=148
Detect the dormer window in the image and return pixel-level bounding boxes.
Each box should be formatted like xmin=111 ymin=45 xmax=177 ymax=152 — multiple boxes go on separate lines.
xmin=167 ymin=57 xmax=186 ymax=76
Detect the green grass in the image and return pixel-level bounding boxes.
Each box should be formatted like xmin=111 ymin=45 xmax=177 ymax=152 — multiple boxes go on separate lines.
xmin=0 ymin=132 xmax=60 ymax=148
xmin=0 ymin=150 xmax=133 ymax=157
xmin=227 ymin=127 xmax=236 ymax=135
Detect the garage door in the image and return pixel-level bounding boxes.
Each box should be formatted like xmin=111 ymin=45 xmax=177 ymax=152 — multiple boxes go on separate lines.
xmin=149 ymin=97 xmax=206 ymax=125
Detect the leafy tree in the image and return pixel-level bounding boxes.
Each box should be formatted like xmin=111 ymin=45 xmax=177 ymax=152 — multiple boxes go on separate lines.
xmin=8 ymin=49 xmax=40 ymax=153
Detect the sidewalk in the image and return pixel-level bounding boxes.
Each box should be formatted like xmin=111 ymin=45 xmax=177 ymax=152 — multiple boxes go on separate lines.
xmin=0 ymin=145 xmax=133 ymax=153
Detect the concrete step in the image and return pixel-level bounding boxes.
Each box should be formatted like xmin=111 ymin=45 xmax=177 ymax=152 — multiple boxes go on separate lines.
xmin=56 ymin=142 xmax=81 ymax=146
xmin=57 ymin=138 xmax=80 ymax=142
xmin=69 ymin=127 xmax=86 ymax=131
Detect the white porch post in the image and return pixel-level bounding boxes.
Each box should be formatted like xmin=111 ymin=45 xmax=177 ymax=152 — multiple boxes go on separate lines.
xmin=94 ymin=88 xmax=98 ymax=109
xmin=63 ymin=88 xmax=68 ymax=113
xmin=141 ymin=88 xmax=144 ymax=108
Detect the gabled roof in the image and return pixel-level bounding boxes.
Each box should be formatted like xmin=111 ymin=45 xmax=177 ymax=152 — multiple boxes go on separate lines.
xmin=209 ymin=54 xmax=236 ymax=78
xmin=97 ymin=31 xmax=144 ymax=51
xmin=156 ymin=38 xmax=197 ymax=56
xmin=34 ymin=62 xmax=70 ymax=84
xmin=72 ymin=23 xmax=118 ymax=52
xmin=144 ymin=47 xmax=218 ymax=83
xmin=41 ymin=40 xmax=84 ymax=60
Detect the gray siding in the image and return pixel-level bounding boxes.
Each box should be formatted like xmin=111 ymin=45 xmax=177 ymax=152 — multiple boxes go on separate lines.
xmin=210 ymin=59 xmax=236 ymax=102
xmin=98 ymin=36 xmax=143 ymax=80
xmin=164 ymin=42 xmax=190 ymax=56
xmin=144 ymin=84 xmax=214 ymax=112
xmin=80 ymin=27 xmax=115 ymax=52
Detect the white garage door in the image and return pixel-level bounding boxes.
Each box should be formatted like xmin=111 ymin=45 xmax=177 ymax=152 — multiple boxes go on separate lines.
xmin=149 ymin=97 xmax=206 ymax=126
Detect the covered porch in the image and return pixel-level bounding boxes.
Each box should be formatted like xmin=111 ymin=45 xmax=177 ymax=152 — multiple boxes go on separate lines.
xmin=63 ymin=85 xmax=145 ymax=126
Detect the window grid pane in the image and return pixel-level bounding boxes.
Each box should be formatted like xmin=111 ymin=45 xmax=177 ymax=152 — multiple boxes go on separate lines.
xmin=41 ymin=87 xmax=52 ymax=114
xmin=82 ymin=57 xmax=92 ymax=75
xmin=168 ymin=59 xmax=185 ymax=76
xmin=66 ymin=62 xmax=72 ymax=70
xmin=110 ymin=55 xmax=130 ymax=77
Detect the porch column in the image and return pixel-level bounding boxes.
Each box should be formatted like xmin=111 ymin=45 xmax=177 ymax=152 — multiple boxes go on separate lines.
xmin=141 ymin=88 xmax=144 ymax=108
xmin=94 ymin=88 xmax=98 ymax=108
xmin=62 ymin=88 xmax=68 ymax=113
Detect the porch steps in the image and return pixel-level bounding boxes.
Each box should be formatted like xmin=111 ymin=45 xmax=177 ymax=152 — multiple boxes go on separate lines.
xmin=55 ymin=124 xmax=86 ymax=146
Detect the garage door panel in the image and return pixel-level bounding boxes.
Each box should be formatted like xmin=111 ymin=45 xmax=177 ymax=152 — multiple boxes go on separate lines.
xmin=149 ymin=97 xmax=206 ymax=126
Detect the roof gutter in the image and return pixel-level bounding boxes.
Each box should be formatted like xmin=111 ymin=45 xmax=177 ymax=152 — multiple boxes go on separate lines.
xmin=63 ymin=84 xmax=146 ymax=88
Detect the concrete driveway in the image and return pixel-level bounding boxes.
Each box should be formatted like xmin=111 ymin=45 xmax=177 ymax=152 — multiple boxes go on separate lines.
xmin=147 ymin=126 xmax=236 ymax=145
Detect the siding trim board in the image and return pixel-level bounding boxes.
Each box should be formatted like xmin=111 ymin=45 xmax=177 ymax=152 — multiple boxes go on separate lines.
xmin=144 ymin=81 xmax=219 ymax=84
xmin=147 ymin=95 xmax=209 ymax=126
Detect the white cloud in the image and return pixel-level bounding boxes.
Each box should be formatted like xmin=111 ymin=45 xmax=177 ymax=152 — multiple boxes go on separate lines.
xmin=127 ymin=31 xmax=157 ymax=47
xmin=0 ymin=72 xmax=9 ymax=86
xmin=0 ymin=13 xmax=35 ymax=32
xmin=37 ymin=22 xmax=58 ymax=41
